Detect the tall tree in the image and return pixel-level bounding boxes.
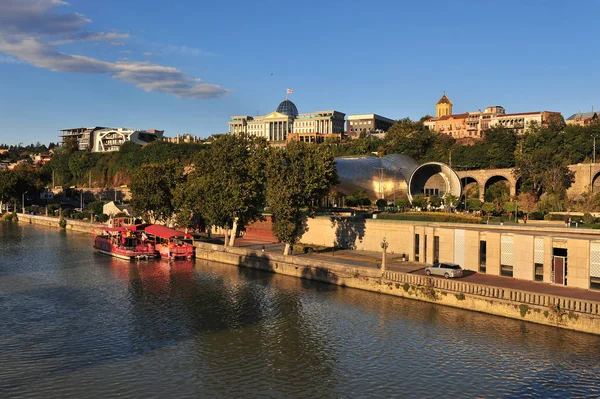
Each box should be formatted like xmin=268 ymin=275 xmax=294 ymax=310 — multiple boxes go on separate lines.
xmin=130 ymin=162 xmax=182 ymax=224
xmin=266 ymin=142 xmax=339 ymax=255
xmin=191 ymin=133 xmax=268 ymax=245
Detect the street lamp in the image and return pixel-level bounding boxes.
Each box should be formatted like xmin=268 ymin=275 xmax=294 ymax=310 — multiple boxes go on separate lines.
xmin=22 ymin=191 xmax=28 ymax=214
xmin=380 ymin=237 xmax=389 ymax=272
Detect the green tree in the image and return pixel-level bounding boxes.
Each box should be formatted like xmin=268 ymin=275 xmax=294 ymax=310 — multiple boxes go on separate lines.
xmin=130 ymin=162 xmax=183 ymax=223
xmin=411 ymin=194 xmax=427 ymax=210
xmin=191 ymin=133 xmax=268 ymax=246
xmin=266 ymin=142 xmax=338 ymax=255
xmin=429 ymin=195 xmax=442 ymax=208
xmin=466 ymin=198 xmax=482 ymax=212
xmin=484 ymin=181 xmax=510 ymax=212
xmin=395 ymin=194 xmax=410 ymax=211
xmin=444 ymin=193 xmax=458 ymax=208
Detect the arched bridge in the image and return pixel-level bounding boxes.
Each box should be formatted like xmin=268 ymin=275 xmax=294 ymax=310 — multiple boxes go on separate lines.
xmin=456 ymin=163 xmax=600 ymax=200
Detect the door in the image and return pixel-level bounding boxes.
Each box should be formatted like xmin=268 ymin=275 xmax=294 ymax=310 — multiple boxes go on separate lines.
xmin=554 ymin=257 xmax=565 ymax=285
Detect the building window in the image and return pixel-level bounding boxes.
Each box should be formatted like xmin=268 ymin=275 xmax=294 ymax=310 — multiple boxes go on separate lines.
xmin=479 ymin=240 xmax=487 ymax=273
xmin=434 ymin=236 xmax=440 ymax=264
xmin=415 ymin=234 xmax=420 ymax=262
xmin=501 ymin=265 xmax=514 ymax=277
xmin=535 ymin=263 xmax=544 ymax=281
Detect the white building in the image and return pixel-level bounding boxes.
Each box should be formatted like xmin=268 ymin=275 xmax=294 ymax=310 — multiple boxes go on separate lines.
xmin=59 ymin=127 xmax=164 ymax=152
xmin=228 ymin=99 xmax=345 ymax=143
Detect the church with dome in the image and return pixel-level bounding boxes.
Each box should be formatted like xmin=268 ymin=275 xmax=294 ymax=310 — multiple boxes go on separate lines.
xmin=228 ymin=99 xmax=345 ymax=144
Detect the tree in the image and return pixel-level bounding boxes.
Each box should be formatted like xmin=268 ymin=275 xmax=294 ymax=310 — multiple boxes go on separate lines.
xmin=503 ymin=201 xmax=517 ymax=220
xmin=518 ymin=192 xmax=538 ymax=217
xmin=266 ymin=142 xmax=338 ymax=255
xmin=190 ymin=133 xmax=268 ymax=246
xmin=466 ymin=198 xmax=482 ymax=212
xmin=429 ymin=195 xmax=442 ymax=208
xmin=411 ymin=194 xmax=427 ymax=210
xmin=395 ymin=194 xmax=410 ymax=211
xmin=484 ymin=181 xmax=510 ymax=212
xmin=130 ymin=162 xmax=182 ymax=223
xmin=444 ymin=193 xmax=458 ymax=209
xmin=376 ymin=198 xmax=387 ymax=208
xmin=482 ymin=202 xmax=495 ymax=223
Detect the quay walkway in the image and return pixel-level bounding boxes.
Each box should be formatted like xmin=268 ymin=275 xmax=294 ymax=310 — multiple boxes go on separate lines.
xmin=231 ymin=237 xmax=600 ymax=304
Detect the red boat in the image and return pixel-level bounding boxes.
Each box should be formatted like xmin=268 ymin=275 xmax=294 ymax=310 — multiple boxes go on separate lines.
xmin=93 ymin=227 xmax=157 ymax=260
xmin=144 ymin=225 xmax=195 ymax=260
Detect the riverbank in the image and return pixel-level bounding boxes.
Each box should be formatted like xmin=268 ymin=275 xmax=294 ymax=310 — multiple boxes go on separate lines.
xmin=10 ymin=214 xmax=600 ymax=334
xmin=15 ymin=213 xmax=105 ymax=234
xmin=195 ymin=241 xmax=600 ymax=335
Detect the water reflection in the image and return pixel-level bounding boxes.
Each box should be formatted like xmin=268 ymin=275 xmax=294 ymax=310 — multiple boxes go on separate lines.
xmin=0 ymin=223 xmax=599 ymax=398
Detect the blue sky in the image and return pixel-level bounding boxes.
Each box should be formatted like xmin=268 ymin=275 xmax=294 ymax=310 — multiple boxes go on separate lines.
xmin=1 ymin=0 xmax=599 ymax=145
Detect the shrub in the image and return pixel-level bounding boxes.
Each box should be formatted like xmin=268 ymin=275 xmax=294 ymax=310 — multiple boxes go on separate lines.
xmin=59 ymin=218 xmax=67 ymax=229
xmin=529 ymin=211 xmax=544 ymax=220
xmin=519 ymin=304 xmax=529 ymax=317
xmin=376 ymin=199 xmax=387 ymax=208
xmin=96 ymin=213 xmax=110 ymax=223
xmin=583 ymin=213 xmax=595 ymax=224
xmin=3 ymin=212 xmax=18 ymax=222
xmin=429 ymin=195 xmax=442 ymax=208
xmin=466 ymin=198 xmax=482 ymax=212
xmin=377 ymin=212 xmax=482 ymax=224
xmin=455 ymin=293 xmax=465 ymax=300
xmin=402 ymin=283 xmax=410 ymax=292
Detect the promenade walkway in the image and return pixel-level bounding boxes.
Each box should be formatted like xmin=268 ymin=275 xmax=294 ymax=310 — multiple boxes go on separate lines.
xmin=222 ymin=237 xmax=600 ymax=303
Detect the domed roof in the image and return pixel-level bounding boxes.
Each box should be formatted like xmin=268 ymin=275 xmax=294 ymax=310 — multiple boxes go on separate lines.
xmin=276 ymin=99 xmax=299 ymax=118
xmin=437 ymin=92 xmax=452 ymax=105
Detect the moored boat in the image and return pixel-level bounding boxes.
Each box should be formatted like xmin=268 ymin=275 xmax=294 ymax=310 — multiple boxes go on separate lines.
xmin=93 ymin=227 xmax=156 ymax=260
xmin=144 ymin=225 xmax=195 ymax=259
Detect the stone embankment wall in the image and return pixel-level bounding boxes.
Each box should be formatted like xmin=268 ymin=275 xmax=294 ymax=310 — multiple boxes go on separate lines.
xmin=16 ymin=213 xmax=104 ymax=234
xmin=297 ymin=216 xmax=600 ymax=290
xmin=195 ymin=242 xmax=600 ymax=335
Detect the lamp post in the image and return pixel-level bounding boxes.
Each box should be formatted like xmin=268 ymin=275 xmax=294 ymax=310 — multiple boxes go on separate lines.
xmin=593 ymin=134 xmax=599 ymax=164
xmin=380 ymin=237 xmax=389 ymax=273
xmin=22 ymin=191 xmax=28 ymax=214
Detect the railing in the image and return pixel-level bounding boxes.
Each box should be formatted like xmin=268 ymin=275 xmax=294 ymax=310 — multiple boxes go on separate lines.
xmin=383 ymin=271 xmax=600 ymax=316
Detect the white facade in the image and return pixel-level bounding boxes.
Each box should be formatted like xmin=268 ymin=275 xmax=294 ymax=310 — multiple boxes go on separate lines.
xmin=228 ymin=101 xmax=345 ymax=142
xmin=91 ymin=128 xmax=164 ymax=152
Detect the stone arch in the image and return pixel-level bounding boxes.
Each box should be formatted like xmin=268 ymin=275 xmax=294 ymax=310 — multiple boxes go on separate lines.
xmin=593 ymin=172 xmax=600 ymax=192
xmin=515 ymin=177 xmax=523 ymax=196
xmin=460 ymin=176 xmax=480 ymax=199
xmin=484 ymin=175 xmax=511 ymax=201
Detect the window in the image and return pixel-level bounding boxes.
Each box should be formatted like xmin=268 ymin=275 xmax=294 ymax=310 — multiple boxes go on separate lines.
xmin=415 ymin=234 xmax=420 ymax=262
xmin=501 ymin=235 xmax=514 ymax=277
xmin=479 ymin=240 xmax=487 ymax=273
xmin=535 ymin=263 xmax=544 ymax=281
xmin=501 ymin=265 xmax=514 ymax=277
xmin=434 ymin=236 xmax=440 ymax=264
xmin=424 ymin=235 xmax=427 ymax=263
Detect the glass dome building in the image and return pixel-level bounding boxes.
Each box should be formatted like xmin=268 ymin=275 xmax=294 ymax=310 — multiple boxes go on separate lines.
xmin=276 ymin=99 xmax=299 ymax=118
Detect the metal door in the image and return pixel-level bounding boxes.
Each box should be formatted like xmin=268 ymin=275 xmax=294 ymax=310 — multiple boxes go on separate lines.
xmin=553 ymin=257 xmax=565 ymax=285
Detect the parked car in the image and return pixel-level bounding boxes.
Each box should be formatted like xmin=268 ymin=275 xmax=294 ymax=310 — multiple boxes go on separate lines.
xmin=425 ymin=262 xmax=464 ymax=278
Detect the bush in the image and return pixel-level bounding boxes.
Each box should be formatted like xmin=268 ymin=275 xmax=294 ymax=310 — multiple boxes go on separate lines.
xmin=544 ymin=214 xmax=566 ymax=221
xmin=96 ymin=213 xmax=110 ymax=223
xmin=376 ymin=199 xmax=387 ymax=208
xmin=529 ymin=211 xmax=544 ymax=220
xmin=59 ymin=218 xmax=67 ymax=229
xmin=3 ymin=212 xmax=18 ymax=222
xmin=377 ymin=212 xmax=482 ymax=224
xmin=466 ymin=198 xmax=482 ymax=212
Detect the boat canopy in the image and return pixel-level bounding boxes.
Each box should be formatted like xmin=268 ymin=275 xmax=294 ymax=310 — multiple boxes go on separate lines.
xmin=145 ymin=225 xmax=193 ymax=240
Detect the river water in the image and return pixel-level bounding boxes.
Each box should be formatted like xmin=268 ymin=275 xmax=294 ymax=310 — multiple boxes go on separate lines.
xmin=1 ymin=222 xmax=599 ymax=398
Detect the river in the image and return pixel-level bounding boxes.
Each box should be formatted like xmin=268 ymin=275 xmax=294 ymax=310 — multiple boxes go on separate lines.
xmin=1 ymin=222 xmax=599 ymax=398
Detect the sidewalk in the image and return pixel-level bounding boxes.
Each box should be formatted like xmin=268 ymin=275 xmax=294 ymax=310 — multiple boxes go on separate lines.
xmin=220 ymin=237 xmax=600 ymax=303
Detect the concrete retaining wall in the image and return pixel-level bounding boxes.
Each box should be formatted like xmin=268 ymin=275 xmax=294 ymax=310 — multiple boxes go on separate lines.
xmin=195 ymin=241 xmax=600 ymax=335
xmin=16 ymin=213 xmax=104 ymax=234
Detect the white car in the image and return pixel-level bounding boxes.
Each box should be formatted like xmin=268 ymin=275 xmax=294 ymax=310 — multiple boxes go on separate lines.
xmin=425 ymin=262 xmax=464 ymax=278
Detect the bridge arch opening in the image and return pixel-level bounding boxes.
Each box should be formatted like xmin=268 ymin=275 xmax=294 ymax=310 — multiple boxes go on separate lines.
xmin=460 ymin=176 xmax=480 ymax=199
xmin=593 ymin=172 xmax=600 ymax=192
xmin=484 ymin=175 xmax=510 ymax=202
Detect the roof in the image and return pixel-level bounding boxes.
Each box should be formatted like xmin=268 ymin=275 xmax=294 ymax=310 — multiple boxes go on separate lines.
xmin=437 ymin=113 xmax=469 ymax=121
xmin=497 ymin=111 xmax=542 ymax=117
xmin=436 ymin=93 xmax=452 ymax=105
xmin=566 ymin=112 xmax=597 ymax=120
xmin=145 ymin=225 xmax=192 ymax=239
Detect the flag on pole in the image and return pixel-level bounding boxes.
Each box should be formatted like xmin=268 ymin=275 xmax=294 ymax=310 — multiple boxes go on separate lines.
xmin=287 ymin=89 xmax=293 ymax=94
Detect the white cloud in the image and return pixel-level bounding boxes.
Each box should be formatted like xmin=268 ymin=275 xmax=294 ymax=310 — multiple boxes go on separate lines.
xmin=143 ymin=51 xmax=153 ymax=56
xmin=0 ymin=0 xmax=230 ymax=99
